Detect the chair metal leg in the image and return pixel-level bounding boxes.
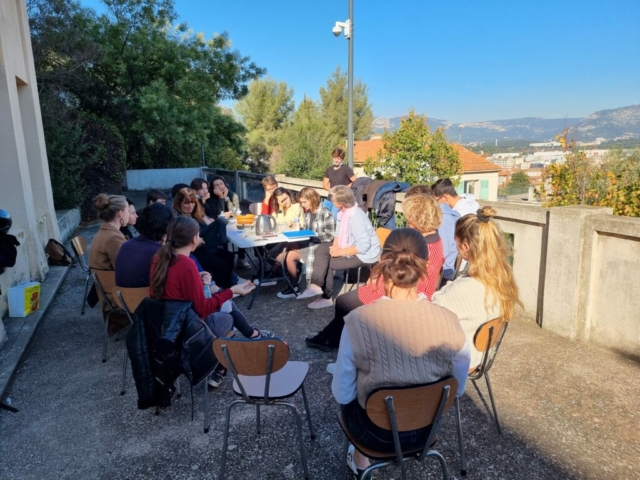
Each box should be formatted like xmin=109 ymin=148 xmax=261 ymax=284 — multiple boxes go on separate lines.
xmin=343 ymin=437 xmax=349 ymax=474
xmin=203 ymin=381 xmax=210 ymax=433
xmin=256 ymin=404 xmax=261 ymax=435
xmin=282 ymin=402 xmax=310 ymax=479
xmin=360 ymin=461 xmax=391 ymax=480
xmin=485 ymin=372 xmax=503 ymax=434
xmin=175 ymin=377 xmax=181 ymax=399
xmin=102 ymin=311 xmax=112 ymax=363
xmin=300 ymin=383 xmax=316 ymax=439
xmin=454 ymin=397 xmax=468 ymax=476
xmin=220 ymin=400 xmax=244 ymax=479
xmin=81 ymin=273 xmax=90 ymax=315
xmin=120 ymin=348 xmax=128 ymax=395
xmin=426 ymin=450 xmax=450 ymax=480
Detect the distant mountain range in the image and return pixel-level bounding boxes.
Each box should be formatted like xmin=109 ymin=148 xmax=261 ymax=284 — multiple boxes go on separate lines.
xmin=372 ymin=105 xmax=640 ymax=145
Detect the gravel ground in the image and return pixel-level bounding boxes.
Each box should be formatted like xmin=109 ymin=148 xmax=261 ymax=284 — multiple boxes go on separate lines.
xmin=1 ymin=221 xmax=639 ymax=480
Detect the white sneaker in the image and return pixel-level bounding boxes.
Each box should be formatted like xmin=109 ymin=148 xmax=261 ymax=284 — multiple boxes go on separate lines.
xmin=297 ymin=284 xmax=323 ymax=300
xmin=346 ymin=444 xmax=369 ymax=478
xmin=307 ymin=298 xmax=333 ymax=309
xmin=326 ymin=363 xmax=336 ymax=375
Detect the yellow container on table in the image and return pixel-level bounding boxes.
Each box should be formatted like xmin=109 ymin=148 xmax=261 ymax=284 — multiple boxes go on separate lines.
xmin=8 ymin=281 xmax=41 ymax=317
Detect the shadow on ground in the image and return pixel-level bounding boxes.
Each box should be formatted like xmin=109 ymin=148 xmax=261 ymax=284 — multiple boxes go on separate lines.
xmin=1 ymin=220 xmax=639 ymax=479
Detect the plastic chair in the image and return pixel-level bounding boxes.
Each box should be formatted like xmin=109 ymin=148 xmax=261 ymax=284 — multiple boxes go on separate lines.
xmin=114 ymin=287 xmax=149 ymax=395
xmin=338 ymin=377 xmax=458 ymax=480
xmin=376 ymin=227 xmax=392 ymax=247
xmin=92 ymin=270 xmax=125 ymax=362
xmin=70 ymin=236 xmax=91 ymax=315
xmin=455 ymin=318 xmax=509 ymax=476
xmin=213 ymin=338 xmax=316 ymax=479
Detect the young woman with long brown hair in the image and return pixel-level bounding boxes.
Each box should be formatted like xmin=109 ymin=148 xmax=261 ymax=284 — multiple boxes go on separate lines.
xmin=150 ymin=217 xmax=273 ymax=338
xmin=432 ymin=206 xmax=522 ymax=369
xmin=332 ymin=228 xmax=470 ymax=474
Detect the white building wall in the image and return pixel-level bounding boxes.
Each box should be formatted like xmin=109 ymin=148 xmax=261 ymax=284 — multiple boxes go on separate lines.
xmin=459 ymin=171 xmax=499 ymax=201
xmin=0 ymin=0 xmax=60 ymax=338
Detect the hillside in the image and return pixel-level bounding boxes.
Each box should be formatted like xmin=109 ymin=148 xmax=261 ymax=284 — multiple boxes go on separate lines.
xmin=372 ymin=105 xmax=640 ymax=145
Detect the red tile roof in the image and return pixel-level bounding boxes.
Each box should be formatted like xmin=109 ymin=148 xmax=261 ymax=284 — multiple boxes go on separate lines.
xmin=353 ymin=139 xmax=500 ymax=174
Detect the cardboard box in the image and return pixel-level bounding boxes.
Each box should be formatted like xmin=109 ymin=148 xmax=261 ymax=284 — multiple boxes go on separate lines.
xmin=8 ymin=281 xmax=41 ymax=317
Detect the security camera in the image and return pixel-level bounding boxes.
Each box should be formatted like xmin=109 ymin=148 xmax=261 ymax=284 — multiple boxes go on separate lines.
xmin=332 ymin=24 xmax=343 ymax=37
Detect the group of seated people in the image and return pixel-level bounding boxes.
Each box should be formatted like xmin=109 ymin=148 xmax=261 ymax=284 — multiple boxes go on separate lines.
xmin=87 ymin=154 xmax=521 ymax=472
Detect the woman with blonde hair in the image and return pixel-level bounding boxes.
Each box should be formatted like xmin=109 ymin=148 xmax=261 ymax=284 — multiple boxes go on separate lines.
xmin=275 ymin=187 xmax=335 ymax=299
xmin=297 ymin=185 xmax=380 ymax=309
xmin=433 ymin=206 xmax=522 ymax=368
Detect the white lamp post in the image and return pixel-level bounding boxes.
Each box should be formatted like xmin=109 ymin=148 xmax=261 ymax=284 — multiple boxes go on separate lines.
xmin=332 ymin=0 xmax=354 ymax=168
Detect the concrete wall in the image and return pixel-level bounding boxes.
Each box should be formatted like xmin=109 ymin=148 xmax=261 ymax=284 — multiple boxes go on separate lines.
xmin=0 ymin=0 xmax=61 ymax=341
xmin=126 ymin=168 xmax=204 ymax=191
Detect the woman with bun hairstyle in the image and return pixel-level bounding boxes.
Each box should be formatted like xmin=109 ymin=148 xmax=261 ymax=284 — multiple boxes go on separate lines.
xmin=432 ymin=206 xmax=522 ymax=369
xmin=332 ymin=228 xmax=470 ymax=474
xmin=305 ymin=193 xmax=444 ymax=352
xmin=89 ymin=194 xmax=130 ymax=271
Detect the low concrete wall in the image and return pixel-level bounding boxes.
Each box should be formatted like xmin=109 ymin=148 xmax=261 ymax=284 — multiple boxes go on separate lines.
xmin=126 ymin=168 xmax=204 ymax=191
xmin=56 ymin=208 xmax=80 ymax=243
xmin=128 ymin=167 xmax=640 ymax=357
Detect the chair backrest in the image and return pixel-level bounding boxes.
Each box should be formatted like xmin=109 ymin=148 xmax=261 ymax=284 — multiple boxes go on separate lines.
xmin=473 ymin=318 xmax=507 ymax=353
xmin=114 ymin=287 xmax=149 ymax=314
xmin=376 ymin=227 xmax=392 ymax=247
xmin=213 ymin=338 xmax=289 ymax=376
xmin=365 ymin=377 xmax=458 ymax=432
xmin=71 ymin=236 xmax=89 ymax=271
xmin=471 ymin=318 xmax=508 ymax=377
xmin=93 ymin=270 xmax=118 ymax=312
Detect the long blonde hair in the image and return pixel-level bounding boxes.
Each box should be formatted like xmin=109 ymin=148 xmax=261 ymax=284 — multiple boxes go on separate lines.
xmin=455 ymin=206 xmax=522 ymax=320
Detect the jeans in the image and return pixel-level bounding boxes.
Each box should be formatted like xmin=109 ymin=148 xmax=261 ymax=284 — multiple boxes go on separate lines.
xmin=320 ymin=290 xmax=363 ymax=346
xmin=310 ymin=242 xmax=365 ymax=299
xmin=204 ymin=301 xmax=254 ymax=338
xmin=341 ymin=400 xmax=430 ymax=453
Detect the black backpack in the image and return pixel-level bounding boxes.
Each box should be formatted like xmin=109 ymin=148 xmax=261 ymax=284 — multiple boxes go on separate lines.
xmin=45 ymin=239 xmax=74 ymax=266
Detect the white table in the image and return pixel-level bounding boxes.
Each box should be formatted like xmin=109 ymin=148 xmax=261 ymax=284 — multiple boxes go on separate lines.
xmin=226 ymin=222 xmax=311 ymax=309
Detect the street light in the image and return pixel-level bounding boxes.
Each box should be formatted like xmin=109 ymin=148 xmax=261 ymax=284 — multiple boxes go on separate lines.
xmin=332 ymin=0 xmax=354 ymax=168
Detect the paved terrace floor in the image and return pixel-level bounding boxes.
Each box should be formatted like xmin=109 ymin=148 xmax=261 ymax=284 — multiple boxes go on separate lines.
xmin=1 ymin=222 xmax=639 ymax=480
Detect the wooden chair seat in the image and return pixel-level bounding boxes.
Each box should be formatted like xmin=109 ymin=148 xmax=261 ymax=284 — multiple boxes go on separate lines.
xmin=232 ymin=361 xmax=309 ymax=400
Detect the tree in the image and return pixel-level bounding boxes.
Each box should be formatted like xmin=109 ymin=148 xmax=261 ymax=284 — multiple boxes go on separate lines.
xmin=235 ymin=77 xmax=294 ymax=171
xmin=319 ymin=66 xmax=373 ymax=145
xmin=277 ymin=97 xmax=335 ymax=180
xmin=510 ymin=172 xmax=530 ymax=190
xmin=600 ymin=149 xmax=640 ymax=217
xmin=28 ymin=0 xmax=264 ymax=215
xmin=363 ymin=110 xmax=461 ymax=185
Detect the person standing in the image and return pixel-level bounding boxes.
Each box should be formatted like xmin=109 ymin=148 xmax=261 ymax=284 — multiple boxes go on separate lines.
xmin=322 ymin=148 xmax=357 ymax=220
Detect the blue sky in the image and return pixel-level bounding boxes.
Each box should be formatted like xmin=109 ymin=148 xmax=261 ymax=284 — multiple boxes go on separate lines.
xmin=78 ymin=0 xmax=639 ymax=122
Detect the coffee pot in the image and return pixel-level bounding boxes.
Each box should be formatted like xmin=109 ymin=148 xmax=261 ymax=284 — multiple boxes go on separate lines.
xmin=254 ymin=215 xmax=276 ymax=235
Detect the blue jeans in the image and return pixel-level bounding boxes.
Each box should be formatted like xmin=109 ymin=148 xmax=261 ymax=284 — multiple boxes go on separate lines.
xmin=204 ymin=301 xmax=254 ymax=338
xmin=323 ymin=199 xmax=340 ymax=222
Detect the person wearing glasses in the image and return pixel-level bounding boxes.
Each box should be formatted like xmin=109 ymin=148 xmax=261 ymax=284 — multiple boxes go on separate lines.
xmin=260 ymin=175 xmax=279 ymax=215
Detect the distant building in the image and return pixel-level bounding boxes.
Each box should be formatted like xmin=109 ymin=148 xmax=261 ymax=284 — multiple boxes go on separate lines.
xmin=353 ymin=139 xmax=500 ymax=201
xmin=530 ymin=141 xmax=561 ymax=148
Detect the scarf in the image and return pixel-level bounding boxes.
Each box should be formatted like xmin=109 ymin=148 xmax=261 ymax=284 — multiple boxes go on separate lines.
xmin=337 ymin=205 xmax=357 ymax=249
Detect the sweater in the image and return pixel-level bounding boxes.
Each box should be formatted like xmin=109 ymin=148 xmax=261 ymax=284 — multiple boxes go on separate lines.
xmin=89 ymin=223 xmax=127 ymax=271
xmin=432 ymin=276 xmax=501 ymax=368
xmin=342 ymin=297 xmax=468 ymax=408
xmin=273 ymin=202 xmax=305 ymax=229
xmin=115 ymin=236 xmax=162 ymax=287
xmin=337 ymin=208 xmax=380 ymax=264
xmin=149 ymin=254 xmax=232 ymax=319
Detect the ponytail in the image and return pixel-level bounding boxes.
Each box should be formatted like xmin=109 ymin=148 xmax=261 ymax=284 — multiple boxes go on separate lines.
xmin=150 ymin=216 xmax=200 ymax=300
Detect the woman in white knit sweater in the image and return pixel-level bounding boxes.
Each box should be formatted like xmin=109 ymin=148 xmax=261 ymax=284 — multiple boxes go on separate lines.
xmin=432 ymin=206 xmax=522 ymax=369
xmin=332 ymin=228 xmax=470 ymax=475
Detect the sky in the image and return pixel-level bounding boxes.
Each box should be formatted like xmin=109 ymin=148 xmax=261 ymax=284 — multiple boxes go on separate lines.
xmin=78 ymin=0 xmax=640 ymax=123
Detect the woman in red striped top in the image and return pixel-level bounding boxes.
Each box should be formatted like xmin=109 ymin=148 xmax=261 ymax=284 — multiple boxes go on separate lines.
xmin=305 ymin=193 xmax=445 ymax=351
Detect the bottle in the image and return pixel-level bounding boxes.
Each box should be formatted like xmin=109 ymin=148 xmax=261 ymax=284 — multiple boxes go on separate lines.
xmin=204 ymin=284 xmax=211 ymax=299
xmin=293 ymin=217 xmax=300 ymax=231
